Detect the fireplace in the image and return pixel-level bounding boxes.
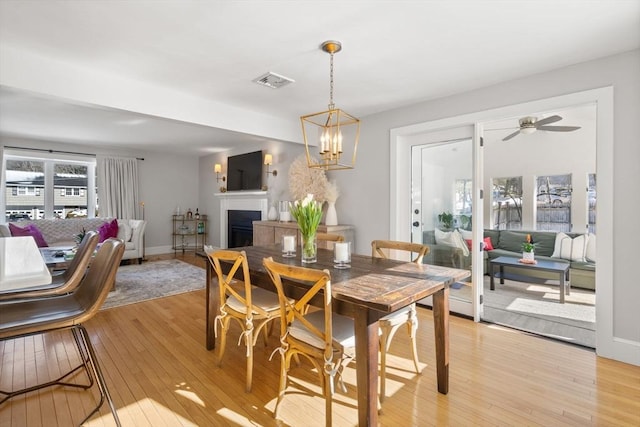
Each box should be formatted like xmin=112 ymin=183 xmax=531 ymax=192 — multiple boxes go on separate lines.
xmin=215 ymin=191 xmax=268 ymax=249
xmin=228 ymin=210 xmax=261 ymax=248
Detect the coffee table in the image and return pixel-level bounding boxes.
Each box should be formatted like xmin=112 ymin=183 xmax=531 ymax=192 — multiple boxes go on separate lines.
xmin=489 ymin=256 xmax=570 ymax=303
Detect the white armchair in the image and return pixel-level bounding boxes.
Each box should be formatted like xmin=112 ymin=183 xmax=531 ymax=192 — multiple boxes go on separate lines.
xmin=117 ymin=219 xmax=146 ymax=263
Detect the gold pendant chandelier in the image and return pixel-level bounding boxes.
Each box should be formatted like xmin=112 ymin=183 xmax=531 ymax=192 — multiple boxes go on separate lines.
xmin=301 ymin=40 xmax=360 ymax=170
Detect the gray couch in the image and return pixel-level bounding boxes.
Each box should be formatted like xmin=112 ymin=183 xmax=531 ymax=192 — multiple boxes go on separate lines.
xmin=0 ymin=218 xmax=146 ymax=264
xmin=483 ymin=229 xmax=595 ymax=290
xmin=422 ymin=228 xmax=595 ymax=290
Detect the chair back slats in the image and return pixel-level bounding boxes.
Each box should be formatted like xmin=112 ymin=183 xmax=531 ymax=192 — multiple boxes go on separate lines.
xmin=316 ymin=233 xmax=344 ymax=242
xmin=263 ymin=257 xmax=334 ymax=358
xmin=207 ymin=249 xmax=273 ymax=319
xmin=371 ymin=240 xmax=430 ymax=264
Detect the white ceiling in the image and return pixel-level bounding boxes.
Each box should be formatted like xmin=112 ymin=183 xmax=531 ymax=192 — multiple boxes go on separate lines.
xmin=0 ymin=1 xmax=638 ymax=156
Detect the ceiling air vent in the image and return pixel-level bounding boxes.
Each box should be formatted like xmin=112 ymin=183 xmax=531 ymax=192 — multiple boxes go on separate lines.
xmin=252 ymin=72 xmax=295 ymax=89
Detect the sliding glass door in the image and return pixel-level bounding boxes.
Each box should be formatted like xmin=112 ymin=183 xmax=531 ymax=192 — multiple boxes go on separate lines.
xmin=410 ymin=134 xmax=481 ymax=317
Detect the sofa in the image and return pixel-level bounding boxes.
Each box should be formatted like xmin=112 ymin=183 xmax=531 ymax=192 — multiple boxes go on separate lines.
xmin=0 ymin=218 xmax=146 ymax=264
xmin=423 ymin=228 xmax=596 ymax=290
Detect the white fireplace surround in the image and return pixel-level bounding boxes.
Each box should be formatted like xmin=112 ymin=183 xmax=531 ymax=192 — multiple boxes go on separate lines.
xmin=215 ymin=191 xmax=268 ymax=248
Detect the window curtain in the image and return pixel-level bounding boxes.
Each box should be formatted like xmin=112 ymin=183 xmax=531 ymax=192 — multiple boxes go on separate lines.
xmin=97 ymin=156 xmax=139 ymax=219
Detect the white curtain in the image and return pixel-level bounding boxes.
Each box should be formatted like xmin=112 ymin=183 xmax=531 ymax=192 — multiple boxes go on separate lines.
xmin=97 ymin=156 xmax=139 ymax=219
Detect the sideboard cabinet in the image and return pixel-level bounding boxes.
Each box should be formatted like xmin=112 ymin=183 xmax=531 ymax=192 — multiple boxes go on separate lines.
xmin=252 ymin=221 xmax=355 ymax=249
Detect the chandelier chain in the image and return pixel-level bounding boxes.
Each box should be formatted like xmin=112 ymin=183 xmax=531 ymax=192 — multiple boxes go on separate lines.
xmin=328 ymin=52 xmax=335 ymax=110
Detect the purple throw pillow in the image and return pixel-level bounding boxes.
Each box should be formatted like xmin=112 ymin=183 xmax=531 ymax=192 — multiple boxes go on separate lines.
xmin=98 ymin=219 xmax=119 ymax=243
xmin=8 ymin=223 xmax=49 ymax=247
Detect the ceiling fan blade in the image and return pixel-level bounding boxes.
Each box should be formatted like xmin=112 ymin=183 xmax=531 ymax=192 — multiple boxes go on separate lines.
xmin=534 ymin=115 xmax=563 ymax=127
xmin=537 ymin=125 xmax=581 ymax=132
xmin=502 ymin=130 xmax=521 ymax=141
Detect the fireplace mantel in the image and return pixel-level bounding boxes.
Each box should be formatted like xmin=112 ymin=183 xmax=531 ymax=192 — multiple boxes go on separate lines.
xmin=215 ymin=191 xmax=268 ymax=248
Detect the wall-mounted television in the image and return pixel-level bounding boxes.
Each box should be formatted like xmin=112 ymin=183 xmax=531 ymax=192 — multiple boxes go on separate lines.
xmin=226 ymin=150 xmax=263 ymax=191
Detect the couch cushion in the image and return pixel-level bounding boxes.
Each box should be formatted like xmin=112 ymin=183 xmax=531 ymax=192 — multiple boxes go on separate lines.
xmin=8 ymin=223 xmax=48 ymax=247
xmin=585 ymin=233 xmax=596 ymax=262
xmin=496 ymin=230 xmax=555 ymax=257
xmin=552 ymin=232 xmax=589 ymax=262
xmin=435 ymin=229 xmax=469 ymax=256
xmin=117 ymin=220 xmax=133 ymax=242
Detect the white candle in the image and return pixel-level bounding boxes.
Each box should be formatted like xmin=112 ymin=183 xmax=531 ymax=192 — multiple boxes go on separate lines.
xmin=335 ymin=242 xmax=349 ymax=262
xmin=283 ymin=235 xmax=296 ymax=252
xmin=279 ymin=211 xmax=291 ymax=222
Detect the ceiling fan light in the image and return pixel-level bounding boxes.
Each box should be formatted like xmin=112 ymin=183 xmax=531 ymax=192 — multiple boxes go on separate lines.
xmin=520 ymin=127 xmax=537 ymax=135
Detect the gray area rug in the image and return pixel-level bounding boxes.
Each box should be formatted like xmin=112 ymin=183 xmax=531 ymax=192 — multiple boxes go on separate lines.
xmin=103 ymin=259 xmax=205 ymax=309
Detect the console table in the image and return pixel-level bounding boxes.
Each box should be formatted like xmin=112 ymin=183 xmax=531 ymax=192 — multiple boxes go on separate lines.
xmin=252 ymin=220 xmax=355 ymax=249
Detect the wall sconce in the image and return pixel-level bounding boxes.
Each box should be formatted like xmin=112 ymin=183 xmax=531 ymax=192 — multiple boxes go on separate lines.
xmin=214 ymin=163 xmax=226 ymax=182
xmin=264 ymin=154 xmax=277 ymax=176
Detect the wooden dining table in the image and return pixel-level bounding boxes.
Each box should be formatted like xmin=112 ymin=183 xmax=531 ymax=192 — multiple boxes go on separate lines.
xmin=200 ymin=245 xmax=470 ymax=426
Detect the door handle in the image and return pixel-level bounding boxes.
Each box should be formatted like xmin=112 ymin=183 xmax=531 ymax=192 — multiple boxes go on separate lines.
xmin=412 ymin=221 xmax=420 ymax=227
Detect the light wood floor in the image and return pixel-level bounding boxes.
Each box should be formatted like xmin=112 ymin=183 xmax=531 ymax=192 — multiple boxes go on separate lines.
xmin=1 ymin=254 xmax=639 ymax=426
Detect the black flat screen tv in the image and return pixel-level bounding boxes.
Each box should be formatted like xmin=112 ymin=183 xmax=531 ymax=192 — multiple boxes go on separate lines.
xmin=226 ymin=150 xmax=263 ymax=191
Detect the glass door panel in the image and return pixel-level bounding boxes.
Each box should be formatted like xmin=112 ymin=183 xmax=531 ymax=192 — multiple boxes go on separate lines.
xmin=411 ymin=138 xmax=475 ymax=316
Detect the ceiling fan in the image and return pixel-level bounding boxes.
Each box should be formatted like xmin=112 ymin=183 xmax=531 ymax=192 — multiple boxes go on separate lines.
xmin=502 ymin=115 xmax=581 ymax=141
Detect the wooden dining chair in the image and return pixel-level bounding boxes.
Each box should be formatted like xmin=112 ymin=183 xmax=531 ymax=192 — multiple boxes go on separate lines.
xmin=263 ymin=257 xmax=355 ymax=427
xmin=315 ymin=232 xmax=344 ymax=250
xmin=0 ymin=230 xmax=99 ymax=301
xmin=0 ymin=238 xmax=125 ymax=426
xmin=207 ymin=249 xmax=284 ymax=392
xmin=371 ymin=239 xmax=430 ymax=402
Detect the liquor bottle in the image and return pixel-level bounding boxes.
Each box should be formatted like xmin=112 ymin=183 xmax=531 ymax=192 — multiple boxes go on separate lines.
xmin=195 ymin=208 xmax=200 ymax=219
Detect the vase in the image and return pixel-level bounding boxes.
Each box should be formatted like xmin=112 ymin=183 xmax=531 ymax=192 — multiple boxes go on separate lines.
xmin=268 ymin=205 xmax=278 ymax=221
xmin=301 ymin=233 xmax=317 ymax=263
xmin=522 ymin=251 xmax=534 ymax=261
xmin=325 ymin=201 xmax=338 ymax=226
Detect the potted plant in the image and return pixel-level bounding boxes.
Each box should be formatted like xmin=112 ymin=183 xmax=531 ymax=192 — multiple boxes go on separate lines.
xmin=522 ymin=234 xmax=535 ymax=261
xmin=438 ymin=211 xmax=454 ymax=230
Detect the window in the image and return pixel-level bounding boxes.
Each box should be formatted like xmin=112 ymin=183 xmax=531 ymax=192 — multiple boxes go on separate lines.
xmin=536 ymin=174 xmax=571 ymax=232
xmin=492 ymin=176 xmax=522 ymax=230
xmin=3 ymin=153 xmax=96 ymax=221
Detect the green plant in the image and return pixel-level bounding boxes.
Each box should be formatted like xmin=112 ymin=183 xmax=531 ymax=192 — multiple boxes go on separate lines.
xmin=75 ymin=227 xmax=87 ymax=245
xmin=438 ymin=211 xmax=454 ymax=229
xmin=522 ymin=234 xmax=535 ymax=252
xmin=290 ymin=194 xmax=323 ymax=260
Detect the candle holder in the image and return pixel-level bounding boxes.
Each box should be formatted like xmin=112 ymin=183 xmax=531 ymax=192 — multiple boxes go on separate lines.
xmin=333 ymin=241 xmax=351 ymax=269
xmin=282 ymin=234 xmax=296 ymax=258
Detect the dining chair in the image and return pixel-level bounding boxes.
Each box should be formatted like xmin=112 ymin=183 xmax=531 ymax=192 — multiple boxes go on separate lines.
xmin=371 ymin=239 xmax=430 ymax=402
xmin=207 ymin=249 xmax=285 ymax=392
xmin=0 ymin=238 xmax=125 ymax=426
xmin=316 ymin=232 xmax=344 ymax=250
xmin=263 ymin=257 xmax=356 ymax=427
xmin=0 ymin=230 xmax=100 ymax=301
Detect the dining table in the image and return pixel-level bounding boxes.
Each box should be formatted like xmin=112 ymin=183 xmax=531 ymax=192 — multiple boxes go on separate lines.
xmin=0 ymin=236 xmax=52 ymax=294
xmin=200 ymin=245 xmax=470 ymax=426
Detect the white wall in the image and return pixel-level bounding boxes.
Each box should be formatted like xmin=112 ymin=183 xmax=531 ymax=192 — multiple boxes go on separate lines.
xmin=334 ymin=49 xmax=639 ymax=362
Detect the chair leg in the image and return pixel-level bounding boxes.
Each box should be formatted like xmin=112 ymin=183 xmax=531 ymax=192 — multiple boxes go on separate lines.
xmin=245 ymin=329 xmax=254 ymax=392
xmin=379 ymin=326 xmax=390 ymax=403
xmin=407 ymin=317 xmax=420 ymax=373
xmin=323 ymin=369 xmax=333 ymax=427
xmin=217 ymin=316 xmax=230 ymax=366
xmin=77 ymin=325 xmax=121 ymax=427
xmin=274 ymin=350 xmax=291 ymax=419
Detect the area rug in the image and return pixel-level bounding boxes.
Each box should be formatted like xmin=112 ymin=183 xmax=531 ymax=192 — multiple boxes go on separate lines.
xmin=102 ymin=259 xmax=205 ymax=309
